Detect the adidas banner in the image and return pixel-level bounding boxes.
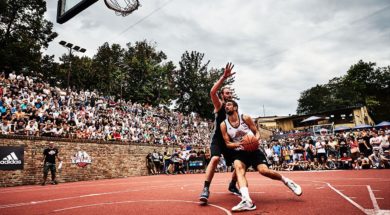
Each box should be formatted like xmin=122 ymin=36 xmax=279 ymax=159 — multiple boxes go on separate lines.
xmin=0 ymin=146 xmax=24 ymax=170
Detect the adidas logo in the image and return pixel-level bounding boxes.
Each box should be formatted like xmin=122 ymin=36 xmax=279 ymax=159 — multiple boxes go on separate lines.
xmin=0 ymin=152 xmax=22 ymax=165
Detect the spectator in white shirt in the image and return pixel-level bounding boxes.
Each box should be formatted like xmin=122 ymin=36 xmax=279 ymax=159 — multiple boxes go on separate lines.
xmin=316 ymin=137 xmax=327 ymax=160
xmin=0 ymin=120 xmax=12 ymax=134
xmin=379 ymin=130 xmax=389 ymax=152
xmin=25 ymin=121 xmax=39 ymax=136
xmin=355 ymin=153 xmax=370 ymax=170
xmin=369 ymin=148 xmax=388 ymax=169
xmin=370 ymin=131 xmax=382 ymax=151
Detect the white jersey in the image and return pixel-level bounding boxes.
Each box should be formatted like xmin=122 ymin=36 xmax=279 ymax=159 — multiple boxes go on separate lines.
xmin=224 ymin=113 xmax=254 ymax=142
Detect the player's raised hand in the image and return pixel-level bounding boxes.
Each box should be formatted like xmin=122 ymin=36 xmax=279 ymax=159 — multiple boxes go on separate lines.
xmin=223 ymin=62 xmax=235 ymax=79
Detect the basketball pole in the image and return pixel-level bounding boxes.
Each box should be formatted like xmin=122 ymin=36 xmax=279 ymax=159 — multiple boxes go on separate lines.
xmin=58 ymin=41 xmax=86 ymax=95
xmin=263 ymin=104 xmax=265 ymax=117
xmin=67 ymin=47 xmax=72 ymax=95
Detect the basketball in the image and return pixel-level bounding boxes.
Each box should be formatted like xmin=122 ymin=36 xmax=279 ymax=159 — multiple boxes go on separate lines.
xmin=242 ymin=134 xmax=259 ymax=151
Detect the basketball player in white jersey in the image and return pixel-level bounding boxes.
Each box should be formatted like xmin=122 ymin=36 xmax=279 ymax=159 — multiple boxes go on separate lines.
xmin=220 ymin=100 xmax=302 ymax=212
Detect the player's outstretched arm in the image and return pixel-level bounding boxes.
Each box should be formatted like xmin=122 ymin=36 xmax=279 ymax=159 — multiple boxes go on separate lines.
xmin=220 ymin=121 xmax=241 ymax=149
xmin=243 ymin=114 xmax=260 ymax=141
xmin=210 ymin=63 xmax=235 ymax=112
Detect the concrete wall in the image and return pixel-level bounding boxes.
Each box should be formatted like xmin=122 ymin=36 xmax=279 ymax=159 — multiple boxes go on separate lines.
xmin=0 ymin=136 xmax=169 ymax=187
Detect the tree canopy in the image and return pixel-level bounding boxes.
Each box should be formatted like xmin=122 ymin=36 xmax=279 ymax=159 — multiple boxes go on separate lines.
xmin=0 ymin=0 xmax=57 ymax=72
xmin=297 ymin=60 xmax=390 ymax=121
xmin=173 ymin=51 xmax=235 ymax=119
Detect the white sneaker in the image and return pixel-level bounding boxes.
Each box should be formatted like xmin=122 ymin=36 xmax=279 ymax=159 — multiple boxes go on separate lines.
xmin=231 ymin=199 xmax=256 ymax=212
xmin=285 ymin=179 xmax=302 ymax=196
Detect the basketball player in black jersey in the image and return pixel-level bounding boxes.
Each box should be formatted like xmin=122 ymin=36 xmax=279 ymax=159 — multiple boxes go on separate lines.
xmin=199 ymin=63 xmax=240 ymax=204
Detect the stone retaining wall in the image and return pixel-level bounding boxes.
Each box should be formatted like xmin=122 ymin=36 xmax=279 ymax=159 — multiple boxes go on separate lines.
xmin=0 ymin=137 xmax=171 ymax=187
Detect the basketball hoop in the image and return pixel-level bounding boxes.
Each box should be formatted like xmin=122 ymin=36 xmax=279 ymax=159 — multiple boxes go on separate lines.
xmin=104 ymin=0 xmax=140 ymax=16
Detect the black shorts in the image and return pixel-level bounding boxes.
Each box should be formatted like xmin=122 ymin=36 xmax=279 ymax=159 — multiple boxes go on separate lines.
xmin=210 ymin=136 xmax=234 ymax=166
xmin=233 ymin=149 xmax=268 ymax=169
xmin=43 ymin=162 xmax=56 ymax=175
xmin=210 ymin=137 xmax=224 ymax=158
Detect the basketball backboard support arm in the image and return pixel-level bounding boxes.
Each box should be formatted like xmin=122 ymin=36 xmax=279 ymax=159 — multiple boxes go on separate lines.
xmin=57 ymin=0 xmax=99 ymax=24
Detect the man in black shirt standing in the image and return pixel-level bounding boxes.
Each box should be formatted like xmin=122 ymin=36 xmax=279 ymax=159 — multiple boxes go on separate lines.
xmin=42 ymin=142 xmax=61 ymax=185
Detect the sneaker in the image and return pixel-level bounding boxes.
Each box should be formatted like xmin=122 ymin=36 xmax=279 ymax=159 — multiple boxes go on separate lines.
xmin=228 ymin=183 xmax=241 ymax=196
xmin=285 ymin=179 xmax=302 ymax=196
xmin=231 ymin=199 xmax=256 ymax=212
xmin=51 ymin=180 xmax=58 ymax=185
xmin=199 ymin=187 xmax=210 ymax=204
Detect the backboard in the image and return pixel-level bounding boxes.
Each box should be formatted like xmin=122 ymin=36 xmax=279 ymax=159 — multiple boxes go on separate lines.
xmin=57 ymin=0 xmax=98 ymax=24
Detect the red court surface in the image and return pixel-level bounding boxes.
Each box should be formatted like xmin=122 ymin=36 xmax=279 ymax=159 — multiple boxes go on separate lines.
xmin=0 ymin=170 xmax=389 ymax=215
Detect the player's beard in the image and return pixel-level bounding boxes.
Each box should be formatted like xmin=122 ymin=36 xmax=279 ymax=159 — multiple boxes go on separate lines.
xmin=226 ymin=110 xmax=234 ymax=115
xmin=223 ymin=95 xmax=232 ymax=101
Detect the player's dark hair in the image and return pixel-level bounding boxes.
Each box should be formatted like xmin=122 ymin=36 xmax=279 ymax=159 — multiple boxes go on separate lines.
xmin=219 ymin=87 xmax=229 ymax=99
xmin=225 ymin=99 xmax=238 ymax=108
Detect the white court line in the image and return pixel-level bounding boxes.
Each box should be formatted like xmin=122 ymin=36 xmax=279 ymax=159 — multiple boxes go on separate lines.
xmin=0 ymin=178 xmax=265 ymax=210
xmin=297 ymin=179 xmax=390 ymax=215
xmin=326 ymin=183 xmax=367 ymax=215
xmin=367 ymin=185 xmax=380 ymax=212
xmin=0 ymin=180 xmax=169 ymax=194
xmin=0 ymin=184 xmax=178 ymax=209
xmin=0 ymin=178 xmax=220 ymax=192
xmin=365 ymin=209 xmax=390 ymax=215
xmin=52 ymin=200 xmax=232 ymax=215
xmin=280 ymin=170 xmax=344 ymax=173
xmin=0 ymin=179 xmax=203 ymax=194
xmin=304 ymin=177 xmax=390 ymax=182
xmin=0 ymin=181 xmax=236 ymax=209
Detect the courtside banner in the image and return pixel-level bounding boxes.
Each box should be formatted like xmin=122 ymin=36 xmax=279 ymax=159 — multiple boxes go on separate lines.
xmin=188 ymin=157 xmax=205 ymax=170
xmin=0 ymin=146 xmax=24 ymax=170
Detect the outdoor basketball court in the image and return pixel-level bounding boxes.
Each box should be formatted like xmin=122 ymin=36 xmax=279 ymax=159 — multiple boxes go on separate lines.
xmin=0 ymin=170 xmax=389 ymax=215
xmin=4 ymin=2 xmax=386 ymax=214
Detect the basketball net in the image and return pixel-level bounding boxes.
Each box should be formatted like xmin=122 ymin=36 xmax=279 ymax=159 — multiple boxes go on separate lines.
xmin=104 ymin=0 xmax=140 ymax=16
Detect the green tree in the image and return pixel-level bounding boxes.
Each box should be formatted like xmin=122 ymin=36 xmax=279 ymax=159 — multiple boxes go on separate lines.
xmin=91 ymin=42 xmax=124 ymax=95
xmin=67 ymin=55 xmax=94 ymax=91
xmin=0 ymin=0 xmax=57 ymax=72
xmin=374 ymin=65 xmax=390 ymax=120
xmin=40 ymin=54 xmax=61 ymax=86
xmin=297 ymin=60 xmax=390 ymax=121
xmin=296 ymin=84 xmax=332 ymax=114
xmin=174 ymin=51 xmax=235 ymax=119
xmin=122 ymin=40 xmax=175 ymax=105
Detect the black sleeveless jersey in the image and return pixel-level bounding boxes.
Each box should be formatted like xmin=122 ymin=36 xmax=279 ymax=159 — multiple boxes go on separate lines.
xmin=212 ymin=104 xmax=226 ymax=140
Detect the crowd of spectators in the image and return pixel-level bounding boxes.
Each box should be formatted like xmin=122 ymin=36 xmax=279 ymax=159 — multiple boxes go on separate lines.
xmin=146 ymin=127 xmax=390 ymax=175
xmin=0 ymin=72 xmax=213 ymax=147
xmin=263 ymin=128 xmax=390 ymax=171
xmin=146 ymin=148 xmax=209 ymax=175
xmin=2 ymin=72 xmax=389 ymax=173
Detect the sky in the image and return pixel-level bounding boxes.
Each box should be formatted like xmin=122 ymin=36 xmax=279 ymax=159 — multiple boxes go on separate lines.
xmin=44 ymin=0 xmax=390 ymax=117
